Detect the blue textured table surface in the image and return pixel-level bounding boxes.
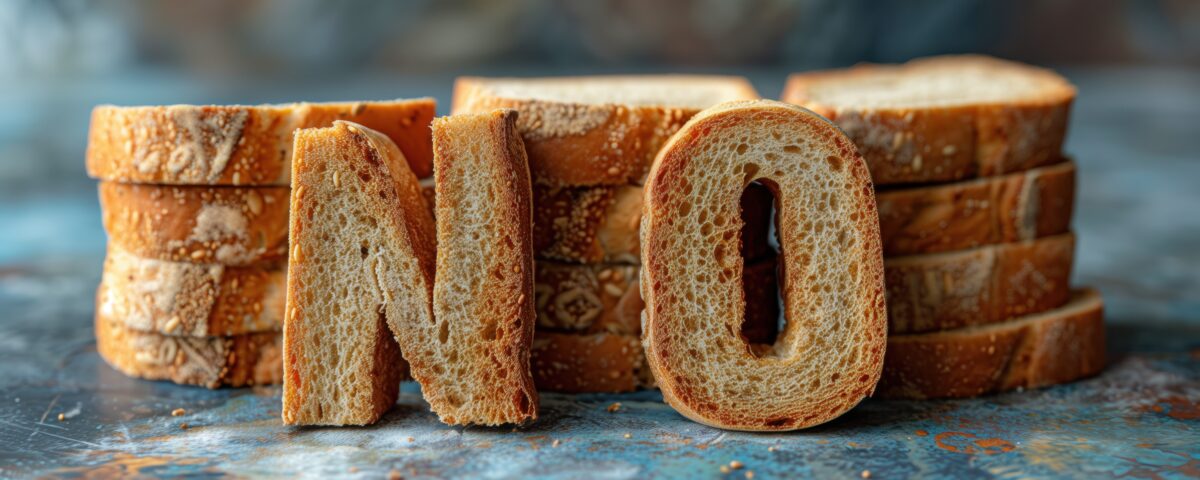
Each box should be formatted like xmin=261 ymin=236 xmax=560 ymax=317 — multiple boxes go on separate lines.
xmin=0 ymin=68 xmax=1197 ymax=479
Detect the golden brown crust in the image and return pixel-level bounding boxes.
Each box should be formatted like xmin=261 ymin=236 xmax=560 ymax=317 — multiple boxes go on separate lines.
xmin=86 ymin=99 xmax=436 ymax=185
xmin=99 ymin=247 xmax=284 ymax=337
xmin=98 ymin=182 xmax=289 ymax=266
xmin=877 ymin=160 xmax=1075 ymax=256
xmin=885 ymin=233 xmax=1074 ymax=334
xmin=452 ymin=76 xmax=759 ymax=187
xmin=782 ymin=56 xmax=1075 ymax=186
xmin=530 ymin=332 xmax=649 ymax=393
xmin=878 ymin=288 xmax=1105 ymax=399
xmin=95 ymin=304 xmax=282 ymax=388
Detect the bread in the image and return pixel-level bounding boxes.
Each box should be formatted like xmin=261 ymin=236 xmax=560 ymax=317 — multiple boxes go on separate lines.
xmin=534 ymin=256 xmax=779 ymax=343
xmin=452 ymin=76 xmax=759 ymax=187
xmin=879 ymin=288 xmax=1105 ymax=399
xmin=98 ymin=182 xmax=289 ymax=266
xmin=886 ymin=233 xmax=1074 ymax=334
xmin=877 ymin=160 xmax=1075 ymax=256
xmin=283 ymin=121 xmax=435 ymax=426
xmin=95 ymin=306 xmax=282 ymax=388
xmin=533 ymin=180 xmax=776 ymax=264
xmin=87 ymin=99 xmax=436 ymax=185
xmin=423 ymin=110 xmax=538 ymax=425
xmin=531 ymin=332 xmax=649 ymax=393
xmin=98 ymin=247 xmax=284 ymax=337
xmin=640 ymin=100 xmax=887 ymax=431
xmin=782 ymin=55 xmax=1075 ymax=186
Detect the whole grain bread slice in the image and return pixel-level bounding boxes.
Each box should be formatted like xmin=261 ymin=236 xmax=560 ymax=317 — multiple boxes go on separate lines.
xmin=531 ymin=332 xmax=650 ymax=393
xmin=641 ymin=100 xmax=887 ymax=431
xmin=879 ymin=288 xmax=1105 ymax=399
xmin=87 ymin=99 xmax=436 ymax=185
xmin=782 ymin=55 xmax=1075 ymax=186
xmin=282 ymin=121 xmax=435 ymax=426
xmin=877 ymin=160 xmax=1075 ymax=256
xmin=885 ymin=233 xmax=1074 ymax=334
xmin=452 ymin=75 xmax=759 ymax=187
xmin=98 ymin=182 xmax=289 ymax=266
xmin=99 ymin=247 xmax=284 ymax=337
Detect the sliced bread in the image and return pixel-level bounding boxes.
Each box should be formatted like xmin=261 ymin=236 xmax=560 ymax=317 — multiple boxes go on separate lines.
xmin=879 ymin=288 xmax=1105 ymax=399
xmin=98 ymin=182 xmax=289 ymax=266
xmin=531 ymin=332 xmax=650 ymax=393
xmin=782 ymin=55 xmax=1075 ymax=185
xmin=641 ymin=100 xmax=887 ymax=431
xmin=886 ymin=233 xmax=1074 ymax=334
xmin=283 ymin=121 xmax=435 ymax=426
xmin=87 ymin=99 xmax=436 ymax=185
xmin=452 ymin=75 xmax=758 ymax=187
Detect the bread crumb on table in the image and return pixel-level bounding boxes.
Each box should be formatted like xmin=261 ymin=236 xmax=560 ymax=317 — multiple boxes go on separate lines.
xmin=180 ymin=423 xmax=189 ymax=430
xmin=862 ymin=470 xmax=871 ymax=478
xmin=745 ymin=471 xmax=755 ymax=479
xmin=387 ymin=469 xmax=403 ymax=480
xmin=171 ymin=408 xmax=186 ymax=417
xmin=57 ymin=413 xmax=65 ymax=421
xmin=606 ymin=402 xmax=622 ymax=413
xmin=552 ymin=439 xmax=561 ymax=448
xmin=729 ymin=460 xmax=744 ymax=470
xmin=720 ymin=465 xmax=731 ymax=474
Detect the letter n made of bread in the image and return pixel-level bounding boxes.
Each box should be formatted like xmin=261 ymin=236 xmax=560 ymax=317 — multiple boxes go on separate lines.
xmin=640 ymin=100 xmax=888 ymax=431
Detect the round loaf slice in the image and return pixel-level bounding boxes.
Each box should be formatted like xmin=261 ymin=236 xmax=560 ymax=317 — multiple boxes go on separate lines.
xmin=782 ymin=55 xmax=1075 ymax=185
xmin=885 ymin=233 xmax=1074 ymax=334
xmin=95 ymin=306 xmax=282 ymax=388
xmin=641 ymin=100 xmax=887 ymax=431
xmin=452 ymin=76 xmax=759 ymax=187
xmin=879 ymin=288 xmax=1105 ymax=399
xmin=877 ymin=160 xmax=1075 ymax=256
xmin=530 ymin=332 xmax=650 ymax=393
xmin=98 ymin=182 xmax=289 ymax=266
xmin=99 ymin=247 xmax=284 ymax=337
xmin=86 ymin=99 xmax=436 ymax=185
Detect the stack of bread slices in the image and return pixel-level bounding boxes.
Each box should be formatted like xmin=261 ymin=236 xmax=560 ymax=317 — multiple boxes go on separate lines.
xmin=451 ymin=76 xmax=780 ymax=392
xmin=85 ymin=100 xmax=436 ymax=388
xmin=783 ymin=55 xmax=1106 ymax=399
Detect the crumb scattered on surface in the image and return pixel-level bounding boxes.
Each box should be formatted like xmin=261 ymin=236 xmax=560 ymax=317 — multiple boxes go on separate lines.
xmin=623 ymin=433 xmax=632 ymax=439
xmin=407 ymin=436 xmax=415 ymax=442
xmin=862 ymin=470 xmax=871 ymax=478
xmin=730 ymin=460 xmax=744 ymax=470
xmin=348 ymin=467 xmax=358 ymax=473
xmin=387 ymin=469 xmax=403 ymax=480
xmin=607 ymin=402 xmax=622 ymax=413
xmin=552 ymin=439 xmax=561 ymax=448
xmin=720 ymin=465 xmax=731 ymax=474
xmin=179 ymin=423 xmax=189 ymax=430
xmin=745 ymin=471 xmax=755 ymax=479
xmin=768 ymin=445 xmax=778 ymax=452
xmin=171 ymin=408 xmax=186 ymax=417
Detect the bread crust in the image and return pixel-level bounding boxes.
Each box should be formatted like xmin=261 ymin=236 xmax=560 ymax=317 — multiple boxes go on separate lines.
xmin=879 ymin=288 xmax=1105 ymax=399
xmin=782 ymin=56 xmax=1075 ymax=186
xmin=885 ymin=233 xmax=1074 ymax=334
xmin=95 ymin=305 xmax=282 ymax=388
xmin=452 ymin=76 xmax=759 ymax=187
xmin=641 ymin=100 xmax=887 ymax=431
xmin=86 ymin=99 xmax=436 ymax=185
xmin=530 ymin=332 xmax=649 ymax=393
xmin=98 ymin=182 xmax=289 ymax=266
xmin=877 ymin=160 xmax=1075 ymax=256
xmin=99 ymin=247 xmax=284 ymax=337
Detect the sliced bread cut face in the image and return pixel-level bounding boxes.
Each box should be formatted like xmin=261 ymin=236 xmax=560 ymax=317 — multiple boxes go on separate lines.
xmin=641 ymin=100 xmax=887 ymax=431
xmin=282 ymin=121 xmax=435 ymax=426
xmin=879 ymin=288 xmax=1106 ymax=399
xmin=87 ymin=99 xmax=437 ymax=185
xmin=452 ymin=75 xmax=759 ymax=187
xmin=782 ymin=55 xmax=1075 ymax=185
xmin=420 ymin=109 xmax=538 ymax=426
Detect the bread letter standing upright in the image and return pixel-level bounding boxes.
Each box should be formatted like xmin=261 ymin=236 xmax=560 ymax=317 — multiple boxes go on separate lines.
xmin=641 ymin=100 xmax=887 ymax=431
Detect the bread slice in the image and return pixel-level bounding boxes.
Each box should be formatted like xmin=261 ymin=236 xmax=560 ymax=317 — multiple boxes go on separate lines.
xmin=419 ymin=110 xmax=538 ymax=425
xmin=452 ymin=75 xmax=759 ymax=187
xmin=98 ymin=247 xmax=284 ymax=337
xmin=283 ymin=121 xmax=435 ymax=426
xmin=87 ymin=99 xmax=436 ymax=185
xmin=877 ymin=160 xmax=1075 ymax=256
xmin=782 ymin=55 xmax=1075 ymax=185
xmin=886 ymin=233 xmax=1074 ymax=334
xmin=531 ymin=332 xmax=650 ymax=393
xmin=879 ymin=288 xmax=1105 ymax=399
xmin=98 ymin=182 xmax=289 ymax=266
xmin=95 ymin=305 xmax=282 ymax=388
xmin=641 ymin=100 xmax=887 ymax=431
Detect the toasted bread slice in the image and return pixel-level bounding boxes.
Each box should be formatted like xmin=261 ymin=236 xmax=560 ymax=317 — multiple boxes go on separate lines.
xmin=416 ymin=110 xmax=538 ymax=425
xmin=98 ymin=247 xmax=284 ymax=337
xmin=641 ymin=100 xmax=887 ymax=431
xmin=95 ymin=305 xmax=282 ymax=388
xmin=782 ymin=55 xmax=1074 ymax=185
xmin=531 ymin=332 xmax=650 ymax=393
xmin=87 ymin=99 xmax=436 ymax=185
xmin=886 ymin=233 xmax=1074 ymax=334
xmin=98 ymin=182 xmax=289 ymax=265
xmin=452 ymin=75 xmax=758 ymax=187
xmin=877 ymin=160 xmax=1075 ymax=256
xmin=282 ymin=122 xmax=435 ymax=426
xmin=879 ymin=288 xmax=1105 ymax=399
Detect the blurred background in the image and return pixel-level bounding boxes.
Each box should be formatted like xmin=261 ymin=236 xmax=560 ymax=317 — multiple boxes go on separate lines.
xmin=0 ymin=0 xmax=1197 ymax=326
